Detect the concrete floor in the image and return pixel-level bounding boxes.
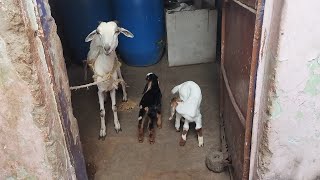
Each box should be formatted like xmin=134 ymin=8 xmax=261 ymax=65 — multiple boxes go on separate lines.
xmin=68 ymin=56 xmax=230 ymax=180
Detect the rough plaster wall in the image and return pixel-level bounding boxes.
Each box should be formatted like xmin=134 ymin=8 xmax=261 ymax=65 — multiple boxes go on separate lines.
xmin=0 ymin=0 xmax=82 ymax=178
xmin=36 ymin=0 xmax=87 ymax=178
xmin=0 ymin=36 xmax=52 ymax=178
xmin=249 ymin=0 xmax=283 ymax=179
xmin=253 ymin=0 xmax=320 ymax=179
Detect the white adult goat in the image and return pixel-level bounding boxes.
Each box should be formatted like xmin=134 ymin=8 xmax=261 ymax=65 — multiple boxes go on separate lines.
xmin=85 ymin=21 xmax=134 ymax=139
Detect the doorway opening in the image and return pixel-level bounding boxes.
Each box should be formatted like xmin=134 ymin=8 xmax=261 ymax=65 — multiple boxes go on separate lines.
xmin=48 ymin=0 xmax=263 ymax=179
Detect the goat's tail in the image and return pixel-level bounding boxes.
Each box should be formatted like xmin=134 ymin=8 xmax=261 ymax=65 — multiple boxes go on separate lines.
xmin=171 ymin=84 xmax=181 ymax=94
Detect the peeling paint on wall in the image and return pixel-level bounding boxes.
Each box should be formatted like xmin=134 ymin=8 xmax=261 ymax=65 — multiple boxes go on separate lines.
xmin=252 ymin=0 xmax=320 ymax=179
xmin=270 ymin=99 xmax=281 ymax=118
xmin=295 ymin=111 xmax=303 ymax=120
xmin=304 ymin=57 xmax=320 ymax=96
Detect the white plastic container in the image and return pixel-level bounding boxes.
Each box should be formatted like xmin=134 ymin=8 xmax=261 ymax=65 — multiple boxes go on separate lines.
xmin=166 ymin=8 xmax=218 ymax=67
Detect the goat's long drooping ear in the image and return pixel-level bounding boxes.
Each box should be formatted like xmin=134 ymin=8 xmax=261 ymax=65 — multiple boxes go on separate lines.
xmin=85 ymin=30 xmax=97 ymax=42
xmin=119 ymin=27 xmax=134 ymax=38
xmin=142 ymin=83 xmax=149 ymax=94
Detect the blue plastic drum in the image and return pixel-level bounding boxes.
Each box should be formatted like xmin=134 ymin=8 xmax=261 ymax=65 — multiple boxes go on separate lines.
xmin=112 ymin=0 xmax=165 ymax=66
xmin=60 ymin=0 xmax=113 ymax=63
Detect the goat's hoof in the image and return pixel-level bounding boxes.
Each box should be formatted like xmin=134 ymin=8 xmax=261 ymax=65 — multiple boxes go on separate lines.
xmin=99 ymin=129 xmax=106 ymax=139
xmin=114 ymin=124 xmax=121 ymax=133
xmin=198 ymin=143 xmax=204 ymax=147
xmin=149 ymin=137 xmax=155 ymax=144
xmin=149 ymin=133 xmax=155 ymax=144
xmin=176 ymin=129 xmax=180 ymax=132
xmin=138 ymin=136 xmax=144 ymax=143
xmin=138 ymin=129 xmax=144 ymax=143
xmin=98 ymin=135 xmax=106 ymax=141
xmin=179 ymin=139 xmax=186 ymax=146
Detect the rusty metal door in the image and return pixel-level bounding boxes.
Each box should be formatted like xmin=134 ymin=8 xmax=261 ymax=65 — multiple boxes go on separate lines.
xmin=219 ymin=0 xmax=264 ymax=179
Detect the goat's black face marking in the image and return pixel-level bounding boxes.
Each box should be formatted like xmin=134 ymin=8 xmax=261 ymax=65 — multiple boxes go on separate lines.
xmin=143 ymin=73 xmax=159 ymax=94
xmin=145 ymin=73 xmax=158 ymax=81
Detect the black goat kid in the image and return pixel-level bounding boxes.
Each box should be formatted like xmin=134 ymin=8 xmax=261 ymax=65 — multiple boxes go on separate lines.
xmin=138 ymin=73 xmax=162 ymax=144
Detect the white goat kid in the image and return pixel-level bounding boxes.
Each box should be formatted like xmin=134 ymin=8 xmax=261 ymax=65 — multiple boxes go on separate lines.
xmin=169 ymin=81 xmax=204 ymax=147
xmin=85 ymin=21 xmax=134 ymax=139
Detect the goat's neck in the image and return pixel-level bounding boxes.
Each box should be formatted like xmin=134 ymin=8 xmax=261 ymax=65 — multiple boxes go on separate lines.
xmin=93 ymin=50 xmax=117 ymax=76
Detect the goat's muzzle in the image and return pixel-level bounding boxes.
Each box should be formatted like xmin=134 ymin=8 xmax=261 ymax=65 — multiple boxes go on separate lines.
xmin=104 ymin=46 xmax=111 ymax=55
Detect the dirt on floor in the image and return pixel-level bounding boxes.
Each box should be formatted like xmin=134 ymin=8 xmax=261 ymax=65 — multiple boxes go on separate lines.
xmin=67 ymin=56 xmax=230 ymax=180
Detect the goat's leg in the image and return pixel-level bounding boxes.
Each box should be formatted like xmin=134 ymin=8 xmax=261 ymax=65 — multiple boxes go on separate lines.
xmin=83 ymin=60 xmax=88 ymax=81
xmin=175 ymin=112 xmax=182 ymax=132
xmin=103 ymin=91 xmax=108 ymax=104
xmin=156 ymin=112 xmax=162 ymax=129
xmin=195 ymin=119 xmax=203 ymax=147
xmin=179 ymin=120 xmax=189 ymax=146
xmin=148 ymin=117 xmax=156 ymax=144
xmin=138 ymin=119 xmax=144 ymax=143
xmin=117 ymin=68 xmax=127 ymax=102
xmin=138 ymin=107 xmax=147 ymax=143
xmin=110 ymin=89 xmax=121 ymax=133
xmin=98 ymin=90 xmax=106 ymax=139
xmin=196 ymin=128 xmax=204 ymax=147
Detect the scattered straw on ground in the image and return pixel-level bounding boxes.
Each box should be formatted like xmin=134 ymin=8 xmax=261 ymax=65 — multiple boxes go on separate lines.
xmin=118 ymin=99 xmax=137 ymax=112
